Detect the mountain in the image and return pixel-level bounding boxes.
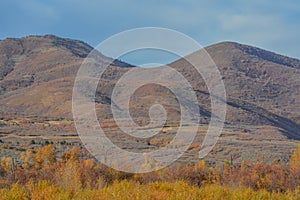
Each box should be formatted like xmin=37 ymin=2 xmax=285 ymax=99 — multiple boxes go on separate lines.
xmin=170 ymin=42 xmax=300 ymax=138
xmin=0 ymin=35 xmax=132 ymax=119
xmin=0 ymin=35 xmax=299 ymax=164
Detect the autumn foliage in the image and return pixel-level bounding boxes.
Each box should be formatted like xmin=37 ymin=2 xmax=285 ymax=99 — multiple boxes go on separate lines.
xmin=0 ymin=144 xmax=299 ymax=199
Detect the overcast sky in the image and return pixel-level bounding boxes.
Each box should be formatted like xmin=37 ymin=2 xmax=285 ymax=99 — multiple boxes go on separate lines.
xmin=1 ymin=0 xmax=299 ymax=64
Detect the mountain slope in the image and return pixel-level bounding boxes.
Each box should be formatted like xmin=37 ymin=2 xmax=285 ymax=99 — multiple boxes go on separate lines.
xmin=0 ymin=35 xmax=299 ymax=164
xmin=207 ymin=42 xmax=299 ymax=126
xmin=0 ymin=36 xmax=299 ymax=135
xmin=0 ymin=35 xmax=132 ymax=119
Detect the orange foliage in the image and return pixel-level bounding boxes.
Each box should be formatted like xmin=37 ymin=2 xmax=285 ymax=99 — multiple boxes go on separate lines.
xmin=34 ymin=144 xmax=56 ymax=169
xmin=0 ymin=143 xmax=300 ymax=198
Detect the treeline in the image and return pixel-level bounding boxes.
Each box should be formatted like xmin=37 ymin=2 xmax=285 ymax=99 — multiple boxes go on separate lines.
xmin=0 ymin=144 xmax=300 ymax=199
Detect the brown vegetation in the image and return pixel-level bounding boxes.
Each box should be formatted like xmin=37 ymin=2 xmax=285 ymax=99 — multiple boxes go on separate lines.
xmin=0 ymin=144 xmax=299 ymax=199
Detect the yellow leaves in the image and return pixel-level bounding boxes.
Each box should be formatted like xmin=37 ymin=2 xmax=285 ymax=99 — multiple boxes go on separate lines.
xmin=81 ymin=159 xmax=96 ymax=168
xmin=223 ymin=160 xmax=232 ymax=179
xmin=0 ymin=157 xmax=12 ymax=172
xmin=197 ymin=184 xmax=230 ymax=199
xmin=1 ymin=143 xmax=300 ymax=199
xmin=55 ymin=158 xmax=82 ymax=192
xmin=0 ymin=179 xmax=300 ymax=199
xmin=54 ymin=147 xmax=83 ymax=193
xmin=62 ymin=146 xmax=80 ymax=162
xmin=26 ymin=180 xmax=70 ymax=200
xmin=194 ymin=160 xmax=207 ymax=170
xmin=241 ymin=160 xmax=246 ymax=172
xmin=34 ymin=144 xmax=56 ymax=168
xmin=0 ymin=184 xmax=29 ymax=200
xmin=20 ymin=149 xmax=33 ymax=169
xmin=290 ymin=143 xmax=300 ymax=168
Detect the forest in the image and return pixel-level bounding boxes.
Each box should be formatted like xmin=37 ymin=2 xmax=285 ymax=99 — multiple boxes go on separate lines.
xmin=0 ymin=144 xmax=300 ymax=199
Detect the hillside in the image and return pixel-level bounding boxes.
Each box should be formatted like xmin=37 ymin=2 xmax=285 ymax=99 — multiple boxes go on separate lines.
xmin=170 ymin=42 xmax=300 ymax=139
xmin=0 ymin=35 xmax=299 ymax=165
xmin=0 ymin=35 xmax=131 ymax=119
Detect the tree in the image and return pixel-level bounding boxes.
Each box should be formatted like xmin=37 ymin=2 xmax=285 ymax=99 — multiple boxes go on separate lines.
xmin=56 ymin=147 xmax=82 ymax=192
xmin=20 ymin=149 xmax=33 ymax=169
xmin=34 ymin=144 xmax=56 ymax=168
xmin=290 ymin=144 xmax=300 ymax=169
xmin=62 ymin=146 xmax=80 ymax=162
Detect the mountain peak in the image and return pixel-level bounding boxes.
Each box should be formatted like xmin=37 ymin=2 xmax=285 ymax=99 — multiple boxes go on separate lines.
xmin=0 ymin=34 xmax=94 ymax=59
xmin=206 ymin=41 xmax=300 ymax=69
xmin=0 ymin=35 xmax=299 ymax=164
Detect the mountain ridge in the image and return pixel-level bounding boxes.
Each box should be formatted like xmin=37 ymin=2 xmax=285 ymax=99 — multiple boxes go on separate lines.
xmin=0 ymin=34 xmax=299 ymax=164
xmin=0 ymin=35 xmax=299 ymax=125
xmin=206 ymin=41 xmax=300 ymax=68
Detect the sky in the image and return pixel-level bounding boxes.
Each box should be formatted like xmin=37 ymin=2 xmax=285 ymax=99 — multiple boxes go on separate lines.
xmin=0 ymin=0 xmax=299 ymax=65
